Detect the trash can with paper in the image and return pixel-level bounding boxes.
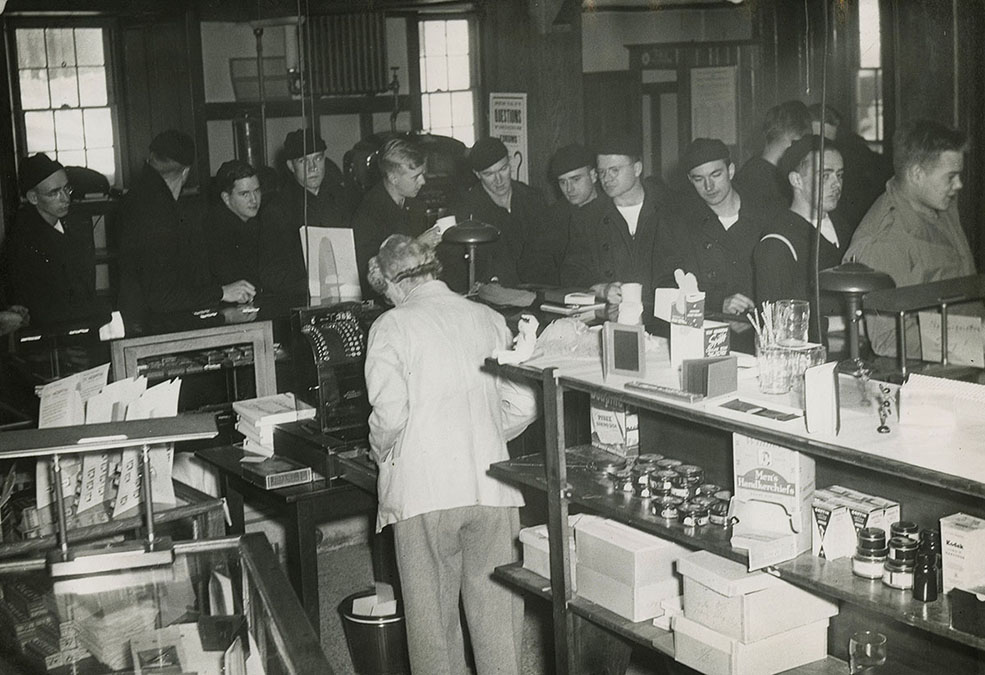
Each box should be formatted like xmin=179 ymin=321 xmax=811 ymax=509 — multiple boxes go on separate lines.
xmin=338 ymin=583 xmax=410 ymax=675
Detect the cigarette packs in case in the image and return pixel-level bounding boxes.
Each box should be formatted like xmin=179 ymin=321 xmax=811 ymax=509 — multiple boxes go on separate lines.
xmin=240 ymin=455 xmax=313 ymax=490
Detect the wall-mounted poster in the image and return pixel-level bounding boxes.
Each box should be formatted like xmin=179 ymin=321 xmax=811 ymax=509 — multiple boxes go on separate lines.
xmin=690 ymin=66 xmax=738 ymax=146
xmin=489 ymin=92 xmax=529 ymax=184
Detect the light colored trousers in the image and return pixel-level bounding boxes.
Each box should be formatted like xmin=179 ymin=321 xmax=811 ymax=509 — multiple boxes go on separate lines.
xmin=393 ymin=505 xmax=523 ymax=675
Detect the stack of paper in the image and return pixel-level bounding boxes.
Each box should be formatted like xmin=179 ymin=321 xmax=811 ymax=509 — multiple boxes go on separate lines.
xmin=233 ymin=393 xmax=315 ymax=458
xmin=899 ymin=373 xmax=985 ymax=427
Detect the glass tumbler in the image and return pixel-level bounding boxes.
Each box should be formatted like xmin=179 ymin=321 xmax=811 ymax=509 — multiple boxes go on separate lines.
xmin=849 ymin=630 xmax=887 ymax=674
xmin=756 ymin=339 xmax=791 ymax=395
xmin=776 ymin=299 xmax=810 ymax=346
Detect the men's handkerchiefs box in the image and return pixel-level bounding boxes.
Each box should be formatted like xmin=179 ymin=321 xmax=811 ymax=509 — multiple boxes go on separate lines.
xmin=732 ymin=434 xmax=815 ymax=513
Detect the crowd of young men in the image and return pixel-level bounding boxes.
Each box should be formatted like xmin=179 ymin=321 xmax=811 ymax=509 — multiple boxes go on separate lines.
xmin=0 ymin=101 xmax=973 ymax=359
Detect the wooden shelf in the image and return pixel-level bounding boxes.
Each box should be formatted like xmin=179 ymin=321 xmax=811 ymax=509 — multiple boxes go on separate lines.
xmin=491 ymin=450 xmax=985 ymax=653
xmin=494 ymin=563 xmax=849 ymax=674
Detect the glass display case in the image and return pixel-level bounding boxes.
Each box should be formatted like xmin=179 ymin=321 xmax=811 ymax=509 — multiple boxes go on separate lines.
xmin=0 ymin=533 xmax=332 ymax=674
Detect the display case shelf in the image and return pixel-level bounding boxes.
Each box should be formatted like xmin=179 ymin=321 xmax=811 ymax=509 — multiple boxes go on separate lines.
xmin=489 ymin=356 xmax=985 ymax=673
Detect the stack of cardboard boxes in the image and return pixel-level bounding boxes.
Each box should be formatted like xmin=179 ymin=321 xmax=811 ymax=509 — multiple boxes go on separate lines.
xmin=673 ymin=550 xmax=838 ymax=674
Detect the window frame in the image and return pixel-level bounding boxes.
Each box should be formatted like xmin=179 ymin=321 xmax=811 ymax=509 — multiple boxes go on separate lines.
xmin=415 ymin=13 xmax=481 ymax=146
xmin=852 ymin=0 xmax=886 ymax=154
xmin=7 ymin=16 xmax=124 ymax=188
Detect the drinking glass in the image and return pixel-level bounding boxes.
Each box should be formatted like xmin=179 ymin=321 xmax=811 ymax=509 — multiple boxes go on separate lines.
xmin=776 ymin=299 xmax=810 ymax=346
xmin=756 ymin=338 xmax=791 ymax=394
xmin=849 ymin=630 xmax=887 ymax=674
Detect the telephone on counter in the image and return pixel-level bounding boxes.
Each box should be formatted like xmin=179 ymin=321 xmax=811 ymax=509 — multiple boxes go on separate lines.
xmin=292 ymin=301 xmax=383 ymax=436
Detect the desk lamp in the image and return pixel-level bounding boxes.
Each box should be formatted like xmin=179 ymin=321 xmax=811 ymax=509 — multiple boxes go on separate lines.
xmin=442 ymin=219 xmax=500 ymax=292
xmin=0 ymin=414 xmax=217 ymax=576
xmin=818 ymin=262 xmax=894 ymax=372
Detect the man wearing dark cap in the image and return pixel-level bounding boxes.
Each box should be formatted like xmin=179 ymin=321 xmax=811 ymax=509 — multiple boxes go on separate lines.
xmin=448 ymin=137 xmax=548 ymax=290
xmin=734 ymin=100 xmax=812 ymax=213
xmin=352 ymin=138 xmax=430 ymax=300
xmin=266 ymin=128 xmax=354 ymax=230
xmin=656 ymin=138 xmax=770 ymax=318
xmin=0 ymin=153 xmax=110 ymax=328
xmin=118 ymin=129 xmax=255 ymax=332
xmin=560 ymin=134 xmax=662 ymax=308
xmin=754 ymin=136 xmax=848 ymax=340
xmin=523 ymin=143 xmax=606 ymax=286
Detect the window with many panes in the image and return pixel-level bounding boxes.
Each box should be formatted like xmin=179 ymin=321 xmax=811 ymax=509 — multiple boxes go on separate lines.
xmin=14 ymin=26 xmax=118 ymax=185
xmin=856 ymin=0 xmax=883 ymax=152
xmin=419 ymin=18 xmax=476 ymax=147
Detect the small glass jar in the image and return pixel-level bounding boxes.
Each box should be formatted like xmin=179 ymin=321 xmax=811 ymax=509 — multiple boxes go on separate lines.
xmin=609 ymin=468 xmax=635 ymax=494
xmin=651 ymin=495 xmax=683 ymax=520
xmin=649 ymin=469 xmax=679 ymax=494
xmin=912 ymin=552 xmax=939 ymax=602
xmin=633 ymin=453 xmax=664 ymax=471
xmin=852 ymin=547 xmax=889 ymax=579
xmin=632 ymin=467 xmax=653 ymax=492
xmin=890 ymin=520 xmax=920 ymax=540
xmin=679 ymin=502 xmax=709 ymax=528
xmin=857 ymin=527 xmax=887 ymax=553
xmin=882 ymin=559 xmax=915 ymax=590
xmin=670 ymin=474 xmax=694 ymax=500
xmin=919 ymin=529 xmax=943 ymax=594
xmin=632 ymin=477 xmax=654 ymax=499
xmin=888 ymin=536 xmax=919 ymax=564
xmin=713 ymin=489 xmax=732 ymax=504
xmin=692 ymin=494 xmax=718 ymax=509
xmin=597 ymin=455 xmax=628 ymax=476
xmin=709 ymin=499 xmax=731 ymax=527
xmin=695 ymin=483 xmax=722 ymax=498
xmin=656 ymin=458 xmax=683 ymax=471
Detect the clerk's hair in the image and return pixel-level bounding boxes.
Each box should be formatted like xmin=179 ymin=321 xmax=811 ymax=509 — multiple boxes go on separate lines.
xmin=215 ymin=159 xmax=257 ymax=195
xmin=763 ymin=100 xmax=812 ymax=143
xmin=893 ymin=119 xmax=967 ymax=175
xmin=379 ymin=138 xmax=425 ymax=178
xmin=369 ymin=234 xmax=442 ymax=294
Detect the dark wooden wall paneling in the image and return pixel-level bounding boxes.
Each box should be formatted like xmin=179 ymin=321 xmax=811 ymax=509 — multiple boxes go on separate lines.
xmin=478 ymin=0 xmax=584 ymax=199
xmin=119 ymin=14 xmax=199 ymax=189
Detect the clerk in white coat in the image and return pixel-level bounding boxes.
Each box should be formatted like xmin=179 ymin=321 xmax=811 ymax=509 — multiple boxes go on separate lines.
xmin=364 ymin=234 xmax=538 ymax=675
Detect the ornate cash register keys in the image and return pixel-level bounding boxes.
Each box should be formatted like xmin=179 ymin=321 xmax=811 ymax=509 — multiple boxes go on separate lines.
xmin=876 ymin=385 xmax=893 ymax=434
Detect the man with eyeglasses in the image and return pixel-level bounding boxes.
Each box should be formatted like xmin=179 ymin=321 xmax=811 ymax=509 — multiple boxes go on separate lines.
xmin=267 ymin=128 xmax=354 ymax=230
xmin=560 ymin=135 xmax=662 ymax=309
xmin=655 ymin=138 xmax=771 ymax=323
xmin=0 ymin=153 xmax=109 ymax=328
xmin=118 ymin=130 xmax=255 ymax=333
xmin=448 ymin=137 xmax=549 ymax=291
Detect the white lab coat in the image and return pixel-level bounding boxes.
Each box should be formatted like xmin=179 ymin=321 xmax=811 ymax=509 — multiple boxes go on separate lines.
xmin=365 ymin=280 xmax=537 ymax=531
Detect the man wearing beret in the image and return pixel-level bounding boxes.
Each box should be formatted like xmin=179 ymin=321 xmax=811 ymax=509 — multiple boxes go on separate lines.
xmin=0 ymin=153 xmax=109 ymax=328
xmin=266 ymin=128 xmax=354 ymax=230
xmin=656 ymin=138 xmax=771 ymax=321
xmin=525 ymin=143 xmax=607 ymax=286
xmin=118 ymin=130 xmax=255 ymax=332
xmin=560 ymin=135 xmax=662 ymax=309
xmin=753 ymin=136 xmax=848 ymax=341
xmin=448 ymin=137 xmax=549 ymax=290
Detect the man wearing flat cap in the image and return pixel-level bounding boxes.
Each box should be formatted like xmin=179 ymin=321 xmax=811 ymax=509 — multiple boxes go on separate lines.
xmin=364 ymin=233 xmax=536 ymax=675
xmin=448 ymin=137 xmax=548 ymax=290
xmin=266 ymin=128 xmax=353 ymax=231
xmin=1 ymin=153 xmax=109 ymax=328
xmin=523 ymin=143 xmax=606 ymax=286
xmin=119 ymin=129 xmax=255 ymax=332
xmin=656 ymin=138 xmax=771 ymax=320
xmin=754 ymin=135 xmax=848 ymax=341
xmin=560 ymin=134 xmax=663 ymax=309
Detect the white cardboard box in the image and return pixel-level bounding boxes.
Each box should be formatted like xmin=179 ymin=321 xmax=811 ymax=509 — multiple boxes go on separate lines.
xmin=677 ymin=550 xmax=837 ymax=643
xmin=670 ymin=320 xmax=731 ymax=370
xmin=672 ymin=615 xmax=829 ymax=675
xmin=519 ymin=514 xmax=604 ymax=591
xmin=575 ymin=518 xmax=690 ymax=587
xmin=941 ymin=513 xmax=985 ymax=592
xmin=733 ymin=434 xmax=816 ymax=513
xmin=576 ymin=563 xmax=681 ymax=622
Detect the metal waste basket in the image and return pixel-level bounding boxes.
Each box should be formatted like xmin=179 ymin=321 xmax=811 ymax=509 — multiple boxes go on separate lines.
xmin=339 ymin=590 xmax=410 ymax=675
